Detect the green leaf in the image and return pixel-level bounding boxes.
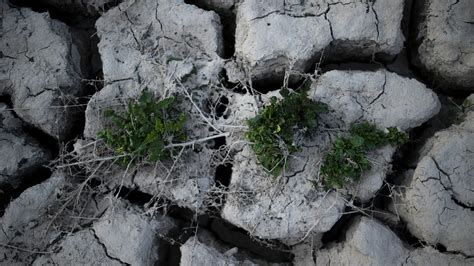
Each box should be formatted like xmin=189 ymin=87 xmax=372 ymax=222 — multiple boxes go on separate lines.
xmin=350 ymin=136 xmax=365 ymax=148
xmin=97 ymin=90 xmax=187 ymax=166
xmin=143 ymin=131 xmax=158 ymax=145
xmin=157 ymin=96 xmax=175 ymax=109
xmin=386 ymin=127 xmax=409 ymax=145
xmin=139 ymin=90 xmax=153 ymax=104
xmin=149 ymin=139 xmax=165 ymax=162
xmin=279 ymin=88 xmax=289 ymax=97
xmin=155 ymin=118 xmax=164 ymax=132
xmin=104 ymin=109 xmax=115 ymax=117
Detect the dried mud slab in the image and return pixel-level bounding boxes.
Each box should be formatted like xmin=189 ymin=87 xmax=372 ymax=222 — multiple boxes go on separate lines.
xmin=0 ymin=103 xmax=51 ymax=189
xmin=412 ymin=0 xmax=474 ymax=90
xmin=235 ymin=0 xmax=405 ymax=82
xmin=315 ymin=216 xmax=474 ymax=265
xmin=393 ymin=111 xmax=474 ymax=256
xmin=0 ymin=2 xmax=87 ymax=139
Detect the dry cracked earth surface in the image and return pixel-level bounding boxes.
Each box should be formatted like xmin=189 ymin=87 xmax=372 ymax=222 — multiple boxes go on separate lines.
xmin=0 ymin=0 xmax=473 ymax=265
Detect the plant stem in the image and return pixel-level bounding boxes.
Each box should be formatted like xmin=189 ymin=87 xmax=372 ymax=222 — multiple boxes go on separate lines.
xmin=165 ymin=132 xmax=229 ymax=148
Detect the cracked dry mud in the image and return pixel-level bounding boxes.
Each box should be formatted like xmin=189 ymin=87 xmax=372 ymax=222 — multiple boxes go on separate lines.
xmin=0 ymin=0 xmax=473 ymax=265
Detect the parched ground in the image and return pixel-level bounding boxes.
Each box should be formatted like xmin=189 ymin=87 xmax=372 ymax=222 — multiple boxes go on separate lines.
xmin=0 ymin=0 xmax=473 ymax=265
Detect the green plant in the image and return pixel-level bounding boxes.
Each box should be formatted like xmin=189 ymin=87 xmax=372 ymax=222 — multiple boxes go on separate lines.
xmin=321 ymin=121 xmax=408 ymax=189
xmin=462 ymin=98 xmax=473 ymax=111
xmin=454 ymin=97 xmax=474 ymax=124
xmin=245 ymin=88 xmax=327 ymax=176
xmin=98 ymin=89 xmax=186 ymax=164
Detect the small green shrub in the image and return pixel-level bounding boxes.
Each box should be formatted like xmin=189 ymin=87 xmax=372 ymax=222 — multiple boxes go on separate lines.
xmin=98 ymin=89 xmax=186 ymax=164
xmin=245 ymin=88 xmax=328 ymax=176
xmin=321 ymin=121 xmax=408 ymax=189
xmin=348 ymin=122 xmax=408 ymax=148
xmin=454 ymin=97 xmax=474 ymax=124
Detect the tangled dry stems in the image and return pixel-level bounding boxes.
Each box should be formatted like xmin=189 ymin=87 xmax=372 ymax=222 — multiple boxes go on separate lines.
xmin=38 ymin=53 xmax=416 ymax=254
